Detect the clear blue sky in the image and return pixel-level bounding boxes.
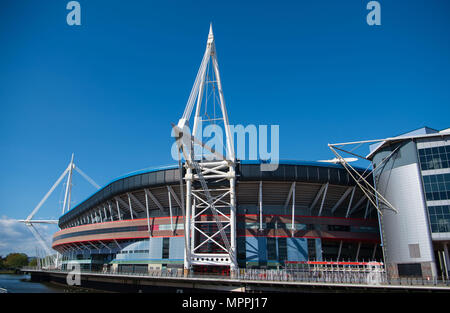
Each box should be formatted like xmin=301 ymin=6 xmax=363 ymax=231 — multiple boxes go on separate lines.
xmin=0 ymin=1 xmax=449 ymax=255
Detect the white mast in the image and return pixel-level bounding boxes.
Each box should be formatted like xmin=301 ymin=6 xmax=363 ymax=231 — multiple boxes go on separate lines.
xmin=18 ymin=154 xmax=100 ymax=268
xmin=174 ymin=24 xmax=238 ymax=275
xmin=62 ymin=153 xmax=74 ymax=215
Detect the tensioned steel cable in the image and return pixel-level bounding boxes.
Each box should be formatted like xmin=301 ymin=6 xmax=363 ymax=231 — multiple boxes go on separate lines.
xmin=182 ymin=47 xmax=211 ymax=121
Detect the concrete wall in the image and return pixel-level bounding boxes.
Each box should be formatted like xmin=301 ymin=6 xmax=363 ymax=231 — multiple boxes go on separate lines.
xmin=373 ymin=141 xmax=437 ymax=278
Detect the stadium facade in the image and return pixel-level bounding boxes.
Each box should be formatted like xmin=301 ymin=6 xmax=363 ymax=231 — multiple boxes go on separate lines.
xmin=368 ymin=127 xmax=450 ymax=279
xmin=49 ymin=26 xmax=449 ymax=281
xmin=53 ymin=161 xmax=382 ymax=274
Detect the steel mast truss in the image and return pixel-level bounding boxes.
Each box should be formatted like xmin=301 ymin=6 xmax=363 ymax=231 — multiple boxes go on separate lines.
xmin=327 ymin=141 xmax=399 ymax=216
xmin=174 ymin=25 xmax=238 ymax=272
xmin=18 ymin=154 xmax=100 ymax=268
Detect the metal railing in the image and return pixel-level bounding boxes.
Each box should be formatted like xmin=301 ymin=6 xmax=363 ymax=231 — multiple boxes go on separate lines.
xmin=21 ymin=266 xmax=450 ymax=288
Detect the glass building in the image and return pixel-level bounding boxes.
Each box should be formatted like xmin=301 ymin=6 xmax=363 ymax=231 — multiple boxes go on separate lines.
xmin=368 ymin=127 xmax=450 ymax=278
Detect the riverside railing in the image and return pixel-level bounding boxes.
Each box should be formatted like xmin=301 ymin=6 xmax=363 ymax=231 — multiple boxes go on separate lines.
xmin=20 ymin=266 xmax=450 ymax=288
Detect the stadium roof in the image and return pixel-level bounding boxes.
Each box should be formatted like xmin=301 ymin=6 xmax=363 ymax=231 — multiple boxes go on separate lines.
xmin=58 ymin=160 xmax=370 ymax=225
xmin=366 ymin=127 xmax=450 ymax=160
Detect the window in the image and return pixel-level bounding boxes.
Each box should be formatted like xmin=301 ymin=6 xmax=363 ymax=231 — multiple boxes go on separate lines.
xmin=237 ymin=237 xmax=246 ymax=262
xmin=427 ymin=205 xmax=450 ymax=233
xmin=134 ymin=250 xmax=149 ymax=254
xmin=398 ymin=263 xmax=422 ymax=277
xmin=418 ymin=145 xmax=450 ymax=171
xmin=277 ymin=238 xmax=287 ymax=262
xmin=321 ymin=241 xmax=341 ymax=260
xmin=327 ymin=225 xmax=351 ymax=232
xmin=307 ymin=239 xmax=316 ymax=260
xmin=267 ymin=238 xmax=277 ymax=260
xmin=162 ymin=238 xmax=170 ymax=259
xmin=408 ymin=244 xmax=421 ymax=258
xmin=422 ymin=173 xmax=450 ymax=201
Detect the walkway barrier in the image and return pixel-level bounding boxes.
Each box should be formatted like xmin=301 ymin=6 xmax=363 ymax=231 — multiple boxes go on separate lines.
xmin=20 ymin=266 xmax=450 ymax=288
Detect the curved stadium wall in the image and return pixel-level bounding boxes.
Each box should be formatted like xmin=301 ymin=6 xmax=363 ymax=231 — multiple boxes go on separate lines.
xmin=53 ymin=161 xmax=382 ymax=273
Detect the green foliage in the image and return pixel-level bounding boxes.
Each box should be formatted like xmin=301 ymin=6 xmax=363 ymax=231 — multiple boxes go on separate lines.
xmin=28 ymin=258 xmax=37 ymax=267
xmin=4 ymin=253 xmax=29 ymax=269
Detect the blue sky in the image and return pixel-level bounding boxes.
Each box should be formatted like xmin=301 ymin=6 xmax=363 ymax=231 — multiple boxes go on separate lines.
xmin=0 ymin=0 xmax=449 ymax=255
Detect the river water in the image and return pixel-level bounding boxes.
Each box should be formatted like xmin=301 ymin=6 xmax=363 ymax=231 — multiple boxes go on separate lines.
xmin=0 ymin=274 xmax=75 ymax=293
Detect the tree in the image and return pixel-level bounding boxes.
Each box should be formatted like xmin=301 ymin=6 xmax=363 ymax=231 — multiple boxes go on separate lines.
xmin=4 ymin=253 xmax=29 ymax=269
xmin=28 ymin=258 xmax=37 ymax=267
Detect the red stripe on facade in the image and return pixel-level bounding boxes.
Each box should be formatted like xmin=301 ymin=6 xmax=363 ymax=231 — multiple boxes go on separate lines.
xmin=52 ymin=234 xmax=184 ymax=249
xmin=236 ymin=234 xmax=379 ymax=243
xmin=285 ymin=261 xmax=383 ymax=266
xmin=239 ymin=214 xmax=377 ymax=222
xmin=60 ymin=213 xmax=376 ymax=232
xmin=60 ymin=216 xmax=184 ymax=231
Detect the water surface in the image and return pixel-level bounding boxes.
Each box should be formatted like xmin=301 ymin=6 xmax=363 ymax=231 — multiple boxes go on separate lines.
xmin=0 ymin=274 xmax=68 ymax=293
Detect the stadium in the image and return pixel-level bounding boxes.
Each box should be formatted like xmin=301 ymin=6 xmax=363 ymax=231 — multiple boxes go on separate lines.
xmin=6 ymin=4 xmax=449 ymax=294
xmin=22 ymin=25 xmax=449 ymax=288
xmin=52 ymin=160 xmax=382 ymax=275
xmin=43 ymin=25 xmax=387 ymax=277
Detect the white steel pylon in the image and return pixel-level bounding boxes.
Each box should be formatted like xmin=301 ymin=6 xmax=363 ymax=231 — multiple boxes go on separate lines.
xmin=18 ymin=153 xmax=100 ymax=267
xmin=173 ymin=24 xmax=238 ymax=273
xmin=326 ymin=142 xmax=399 ymax=216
